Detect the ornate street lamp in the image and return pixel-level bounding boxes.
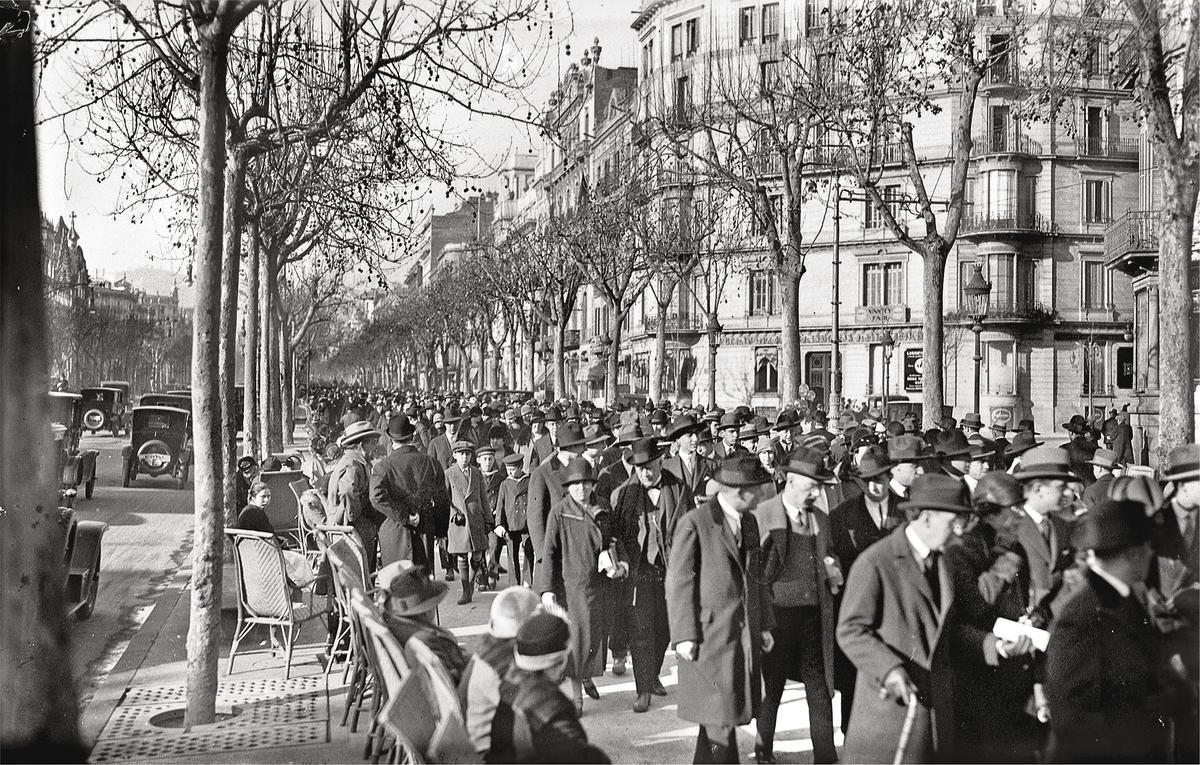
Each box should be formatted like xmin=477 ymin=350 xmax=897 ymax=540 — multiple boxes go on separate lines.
xmin=880 ymin=327 xmax=896 ymax=415
xmin=962 ymin=264 xmax=992 ymax=415
xmin=706 ymin=314 xmax=723 ymax=410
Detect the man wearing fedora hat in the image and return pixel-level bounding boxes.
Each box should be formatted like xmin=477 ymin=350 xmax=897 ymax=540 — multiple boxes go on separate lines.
xmin=886 ymin=434 xmax=929 ymax=502
xmin=527 ymin=422 xmax=589 ymax=586
xmin=1079 ymin=448 xmax=1122 ymax=512
xmin=596 ymin=421 xmax=643 ymax=678
xmin=663 ymin=414 xmax=715 ymax=498
xmin=751 ymin=447 xmax=840 ymax=764
xmin=370 ymin=414 xmax=451 ymax=570
xmin=667 ymin=455 xmax=776 ymax=764
xmin=1059 ymin=414 xmax=1098 ymax=488
xmin=537 ymin=458 xmax=628 ymax=712
xmin=1011 ymin=447 xmax=1079 ymax=620
xmin=427 ymin=409 xmax=466 ymax=469
xmin=713 ymin=412 xmax=744 ymax=462
xmin=838 ymin=474 xmax=1029 ymax=763
xmin=1152 ymin=443 xmax=1200 ymax=589
xmin=328 ymin=420 xmax=385 ymax=574
xmin=376 ymin=560 xmax=467 ymax=685
xmin=1046 ymin=498 xmax=1195 ymax=764
xmin=612 ymin=437 xmax=694 ymax=712
xmin=526 ymin=406 xmax=564 ymax=472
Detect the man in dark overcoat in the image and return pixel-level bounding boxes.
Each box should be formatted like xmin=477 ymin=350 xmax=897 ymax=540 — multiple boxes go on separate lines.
xmin=752 ymin=447 xmax=839 ymax=764
xmin=596 ymin=420 xmax=642 ymax=677
xmin=369 ymin=414 xmax=449 ymax=569
xmin=1046 ymin=497 xmax=1195 ymax=764
xmin=1011 ymin=447 xmax=1078 ymax=620
xmin=494 ymin=452 xmax=532 ymax=587
xmin=525 ymin=405 xmax=562 ymax=472
xmin=666 ymin=455 xmax=777 ymax=764
xmin=527 ymin=422 xmax=586 ymax=585
xmin=662 ymin=413 xmax=715 ymax=498
xmin=613 ymin=437 xmax=694 ymax=712
xmin=426 ymin=410 xmax=465 ymax=469
xmin=837 ymin=473 xmax=1029 ymax=763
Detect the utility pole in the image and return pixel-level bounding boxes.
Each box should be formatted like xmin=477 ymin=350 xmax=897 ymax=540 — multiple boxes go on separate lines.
xmin=831 ymin=180 xmax=842 ymax=421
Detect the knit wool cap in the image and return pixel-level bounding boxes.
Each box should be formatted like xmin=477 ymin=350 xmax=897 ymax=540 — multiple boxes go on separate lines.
xmin=514 ymin=610 xmax=571 ymax=671
xmin=489 ymin=587 xmax=540 ymax=639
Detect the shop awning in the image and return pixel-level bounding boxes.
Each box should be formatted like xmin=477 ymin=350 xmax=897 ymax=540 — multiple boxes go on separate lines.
xmin=575 ymin=362 xmax=606 ymax=383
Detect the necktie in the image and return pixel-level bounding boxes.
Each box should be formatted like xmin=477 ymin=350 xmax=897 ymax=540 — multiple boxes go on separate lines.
xmin=925 ymin=552 xmax=942 ymax=609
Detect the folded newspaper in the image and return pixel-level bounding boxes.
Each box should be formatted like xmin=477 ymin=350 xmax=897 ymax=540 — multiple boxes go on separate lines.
xmin=993 ymin=617 xmax=1050 ymax=652
xmin=598 ymin=549 xmax=616 ymax=574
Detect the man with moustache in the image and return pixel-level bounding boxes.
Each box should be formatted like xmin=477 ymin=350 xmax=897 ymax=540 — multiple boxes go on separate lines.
xmin=662 ymin=413 xmax=715 ymax=499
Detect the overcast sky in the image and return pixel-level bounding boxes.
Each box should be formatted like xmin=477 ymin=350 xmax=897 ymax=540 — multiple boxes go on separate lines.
xmin=35 ymin=0 xmax=636 ymax=281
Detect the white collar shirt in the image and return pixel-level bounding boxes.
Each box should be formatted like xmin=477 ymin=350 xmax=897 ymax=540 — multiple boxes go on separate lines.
xmin=716 ymin=493 xmax=742 ymax=543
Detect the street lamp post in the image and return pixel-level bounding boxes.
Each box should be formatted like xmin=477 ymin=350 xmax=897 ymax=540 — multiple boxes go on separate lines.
xmin=963 ymin=264 xmax=993 ymax=416
xmin=880 ymin=327 xmax=895 ymax=415
xmin=707 ymin=315 xmax=723 ymax=410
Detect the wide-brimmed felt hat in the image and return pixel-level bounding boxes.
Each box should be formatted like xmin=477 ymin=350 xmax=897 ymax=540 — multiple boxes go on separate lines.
xmin=614 ymin=422 xmax=644 ymax=446
xmin=629 ymin=437 xmax=665 ymax=466
xmin=712 ymin=454 xmax=774 ymax=487
xmin=782 ymin=446 xmax=834 ymax=483
xmin=1015 ymin=419 xmax=1040 ymax=435
xmin=1005 ymin=430 xmax=1043 ymax=457
xmin=717 ymin=412 xmax=741 ymax=431
xmin=556 ymin=422 xmax=587 ymax=450
xmin=563 ymin=404 xmax=582 ymax=422
xmin=703 ymin=408 xmax=725 ymax=423
xmin=888 ymin=434 xmax=931 ymax=463
xmin=1087 ymin=448 xmax=1123 ymax=470
xmin=899 ymin=473 xmax=973 ymax=514
xmin=737 ymin=423 xmax=761 ymax=441
xmin=583 ymin=424 xmax=610 ymax=448
xmin=649 ymin=409 xmax=670 ymax=425
xmin=338 ymin=420 xmax=382 ymax=448
xmin=734 ymin=405 xmax=752 ymax=420
xmin=961 ymin=412 xmax=985 ymax=430
xmin=386 ymin=414 xmax=416 ymax=440
xmin=562 ymin=457 xmax=596 ymax=485
xmin=854 ymin=446 xmax=894 ymax=480
xmin=851 ymin=429 xmax=880 ymax=450
xmin=932 ymin=430 xmax=972 ymax=460
xmin=666 ymin=414 xmax=705 ymax=440
xmin=1073 ymin=497 xmax=1153 ymax=553
xmin=967 ymin=435 xmax=997 ymax=460
xmin=376 ymin=561 xmax=448 ymax=616
xmin=772 ymin=410 xmax=798 ymax=431
xmin=1013 ymin=446 xmax=1077 ymax=482
xmin=1162 ymin=444 xmax=1200 ymax=483
xmin=1061 ymin=414 xmax=1089 ymax=435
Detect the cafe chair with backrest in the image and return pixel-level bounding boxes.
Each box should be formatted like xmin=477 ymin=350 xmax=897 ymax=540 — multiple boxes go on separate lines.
xmin=352 ymin=590 xmax=412 ymax=764
xmin=258 ymin=468 xmax=306 ymax=548
xmin=225 ymin=527 xmax=324 ymax=680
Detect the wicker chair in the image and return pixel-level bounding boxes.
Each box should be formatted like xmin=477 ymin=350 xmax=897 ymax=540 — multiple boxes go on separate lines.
xmin=289 ymin=476 xmax=323 ymax=564
xmin=225 ymin=527 xmax=324 ymax=679
xmin=258 ymin=469 xmax=306 ymax=547
xmin=352 ymin=591 xmax=411 ymax=763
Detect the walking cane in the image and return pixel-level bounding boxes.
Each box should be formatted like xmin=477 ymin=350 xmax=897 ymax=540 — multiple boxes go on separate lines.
xmin=892 ymin=695 xmax=919 ymax=765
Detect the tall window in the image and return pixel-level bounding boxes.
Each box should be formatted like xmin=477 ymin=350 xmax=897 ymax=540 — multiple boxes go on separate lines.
xmin=761 ymin=3 xmax=780 ymax=42
xmin=593 ymin=305 xmax=610 ymax=338
xmin=990 ymin=105 xmax=1011 ymax=150
xmin=989 ymin=34 xmax=1012 ymax=81
xmin=1082 ymin=345 xmax=1107 ymax=394
xmin=670 ymin=24 xmax=683 ymax=61
xmin=865 ymin=185 xmax=900 ymax=228
xmin=1082 ymin=260 xmax=1107 ymax=309
xmin=749 ymin=270 xmax=777 ymax=315
xmin=983 ymin=169 xmax=1017 ymax=219
xmin=990 ymin=253 xmax=1015 ymax=309
xmin=1085 ymin=106 xmax=1104 ymax=154
xmin=760 ymin=59 xmax=780 ymax=93
xmin=755 ymin=347 xmax=779 ymax=392
xmin=1083 ymin=179 xmax=1110 ymax=223
xmin=1083 ymin=38 xmax=1103 ymax=77
xmin=686 ymin=18 xmax=700 ymax=55
xmin=862 ymin=262 xmax=904 ymax=306
xmin=739 ymin=6 xmax=756 ymax=46
xmin=642 ymin=40 xmax=654 ymax=76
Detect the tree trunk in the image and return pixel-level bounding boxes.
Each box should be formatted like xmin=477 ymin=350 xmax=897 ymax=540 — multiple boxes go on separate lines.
xmin=553 ymin=323 xmax=566 ymax=401
xmin=267 ymin=301 xmax=283 ymax=453
xmin=280 ymin=320 xmax=294 ymax=446
xmin=650 ymin=292 xmax=672 ymax=404
xmin=185 ymin=25 xmax=230 ymax=728
xmin=921 ymin=247 xmax=949 ymax=428
xmin=521 ymin=314 xmax=536 ymax=391
xmin=1155 ymin=174 xmax=1198 ymax=464
xmin=779 ymin=271 xmax=802 ymax=405
xmin=258 ymin=248 xmax=274 ymax=457
xmin=219 ymin=149 xmax=245 ymax=526
xmin=607 ymin=305 xmax=625 ymax=407
xmin=242 ymin=218 xmax=260 ymax=460
xmin=0 ymin=26 xmax=85 ymax=758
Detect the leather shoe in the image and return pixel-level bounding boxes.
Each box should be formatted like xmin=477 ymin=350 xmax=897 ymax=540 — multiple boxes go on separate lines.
xmin=611 ymin=656 xmax=627 ymax=676
xmin=651 ymin=679 xmax=667 ymax=696
xmin=632 ymin=692 xmax=651 ymax=713
xmin=754 ymin=749 xmax=777 ymax=764
xmin=582 ymin=679 xmax=601 ymax=700
xmin=456 ymin=593 xmax=472 ymax=605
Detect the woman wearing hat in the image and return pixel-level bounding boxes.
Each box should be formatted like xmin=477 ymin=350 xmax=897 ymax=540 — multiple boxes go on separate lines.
xmin=375 ymin=561 xmax=467 ymax=685
xmin=536 ymin=457 xmax=628 ymax=712
xmin=446 ymin=441 xmax=493 ymax=604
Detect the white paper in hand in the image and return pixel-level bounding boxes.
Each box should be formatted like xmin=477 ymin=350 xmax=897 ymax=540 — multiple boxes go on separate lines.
xmin=993 ymin=617 xmax=1050 ymax=652
xmin=597 ymin=549 xmax=615 ymax=574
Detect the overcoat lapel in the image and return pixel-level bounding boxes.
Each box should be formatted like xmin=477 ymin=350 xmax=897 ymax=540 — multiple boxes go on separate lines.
xmin=708 ymin=500 xmax=743 ymax=570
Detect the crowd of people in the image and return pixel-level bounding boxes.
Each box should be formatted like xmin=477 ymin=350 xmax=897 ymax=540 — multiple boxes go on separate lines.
xmin=274 ymin=384 xmax=1197 ymax=764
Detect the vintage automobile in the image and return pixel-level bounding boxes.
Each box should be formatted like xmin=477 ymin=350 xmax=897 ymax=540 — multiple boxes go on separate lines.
xmin=160 ymin=387 xmax=243 ymax=425
xmin=140 ymin=392 xmax=193 ymax=412
xmin=100 ymin=379 xmax=133 ymax=418
xmin=49 ymin=391 xmax=100 ymax=499
xmin=58 ymin=505 xmax=106 ymax=620
xmin=122 ymin=406 xmax=192 ymax=489
xmin=80 ymin=386 xmax=127 ymax=436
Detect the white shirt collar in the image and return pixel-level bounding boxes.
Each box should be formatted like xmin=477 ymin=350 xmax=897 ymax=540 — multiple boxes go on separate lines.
xmin=889 ymin=478 xmax=908 ymax=497
xmin=904 ymin=524 xmax=934 ymax=562
xmin=716 ymin=493 xmax=742 ymax=535
xmin=1023 ymin=505 xmax=1046 ymax=526
xmin=781 ymin=495 xmax=805 ymax=523
xmin=1088 ymin=560 xmax=1131 ymax=598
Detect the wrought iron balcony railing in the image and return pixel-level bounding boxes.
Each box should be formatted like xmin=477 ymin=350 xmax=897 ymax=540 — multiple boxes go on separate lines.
xmin=1105 ymin=210 xmax=1161 ymax=264
xmin=960 ymin=209 xmax=1056 ymax=235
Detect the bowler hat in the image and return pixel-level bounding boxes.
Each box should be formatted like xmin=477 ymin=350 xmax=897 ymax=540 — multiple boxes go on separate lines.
xmin=562 ymin=457 xmax=596 ymax=485
xmin=885 ymin=421 xmax=906 ymax=437
xmin=1061 ymin=414 xmax=1089 ymax=435
xmin=629 ymin=437 xmax=665 ymax=466
xmin=556 ymin=422 xmax=587 ymax=450
xmin=712 ymin=454 xmax=774 ymax=487
xmin=898 ymin=473 xmax=973 ymax=514
xmin=1161 ymin=443 xmax=1200 ymax=483
xmin=666 ymin=414 xmax=705 ymax=440
xmin=782 ymin=446 xmax=834 ymax=483
xmin=386 ymin=414 xmax=416 ymax=440
xmin=1013 ymin=446 xmax=1077 ymax=482
xmin=1005 ymin=430 xmax=1043 ymax=457
xmin=1087 ymin=448 xmax=1123 ymax=470
xmin=854 ymin=446 xmax=894 ymax=480
xmin=338 ymin=420 xmax=382 ymax=448
xmin=1073 ymin=498 xmax=1153 ymax=553
xmin=376 ymin=561 xmax=448 ymax=616
xmin=939 ymin=416 xmax=958 ymax=432
xmin=961 ymin=412 xmax=985 ymax=430
xmin=888 ymin=434 xmax=931 ymax=463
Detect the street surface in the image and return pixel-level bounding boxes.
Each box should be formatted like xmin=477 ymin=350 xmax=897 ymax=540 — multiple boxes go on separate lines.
xmin=69 ymin=432 xmax=195 ymax=709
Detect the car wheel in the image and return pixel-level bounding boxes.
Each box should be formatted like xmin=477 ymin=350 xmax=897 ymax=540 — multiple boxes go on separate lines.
xmin=85 ymin=478 xmax=95 ymax=499
xmin=76 ymin=554 xmax=100 ymax=621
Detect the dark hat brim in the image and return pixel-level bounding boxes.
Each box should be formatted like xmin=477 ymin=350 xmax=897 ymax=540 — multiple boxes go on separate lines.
xmin=1004 ymin=440 xmax=1043 ymax=457
xmin=782 ymin=464 xmax=835 ymax=483
xmin=897 ymin=499 xmax=974 ymax=514
xmin=1013 ymin=467 xmax=1077 ymax=482
xmin=392 ymin=583 xmax=449 ymax=616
